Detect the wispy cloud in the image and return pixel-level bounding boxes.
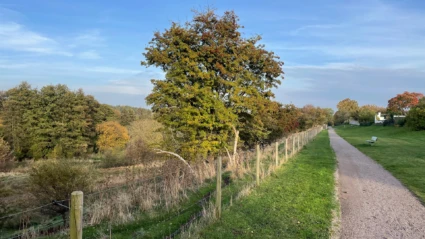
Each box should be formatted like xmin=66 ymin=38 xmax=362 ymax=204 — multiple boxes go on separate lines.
xmin=78 ymin=50 xmax=102 ymax=60
xmin=71 ymin=30 xmax=105 ymax=48
xmin=0 ymin=22 xmax=72 ymax=56
xmin=84 ymin=66 xmax=140 ymax=74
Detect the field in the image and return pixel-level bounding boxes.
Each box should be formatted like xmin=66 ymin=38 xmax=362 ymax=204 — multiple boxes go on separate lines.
xmin=335 ymin=125 xmax=425 ymax=203
xmin=197 ymin=131 xmax=338 ymax=239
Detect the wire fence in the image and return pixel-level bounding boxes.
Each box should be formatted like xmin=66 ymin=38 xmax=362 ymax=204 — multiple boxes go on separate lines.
xmin=0 ymin=125 xmax=326 ymax=239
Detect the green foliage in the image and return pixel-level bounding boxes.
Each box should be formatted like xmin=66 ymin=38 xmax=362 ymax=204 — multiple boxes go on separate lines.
xmin=1 ymin=83 xmax=113 ymax=159
xmin=298 ymin=105 xmax=331 ymax=130
xmin=142 ymin=10 xmax=283 ymax=160
xmin=336 ymin=98 xmax=359 ymax=122
xmin=29 ymin=159 xmax=97 ymax=203
xmin=200 ymin=131 xmax=336 ymax=238
xmin=358 ymin=106 xmax=375 ymax=125
xmin=0 ymin=137 xmax=14 ymax=172
xmin=406 ymin=100 xmax=425 ymax=130
xmin=336 ymin=126 xmax=425 ymax=203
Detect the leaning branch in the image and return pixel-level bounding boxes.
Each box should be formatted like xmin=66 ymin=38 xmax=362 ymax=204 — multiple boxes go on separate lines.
xmin=154 ymin=149 xmax=194 ymax=174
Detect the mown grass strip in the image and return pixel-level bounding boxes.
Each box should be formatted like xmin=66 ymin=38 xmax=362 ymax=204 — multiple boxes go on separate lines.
xmin=335 ymin=125 xmax=425 ymax=203
xmin=198 ymin=131 xmax=337 ymax=239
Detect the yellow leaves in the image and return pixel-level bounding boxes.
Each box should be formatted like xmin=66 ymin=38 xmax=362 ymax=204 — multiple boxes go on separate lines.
xmin=96 ymin=121 xmax=129 ymax=152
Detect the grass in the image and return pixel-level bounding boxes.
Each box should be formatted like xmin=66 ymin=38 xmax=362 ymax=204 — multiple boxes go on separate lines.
xmin=335 ymin=125 xmax=425 ymax=203
xmin=198 ymin=131 xmax=337 ymax=239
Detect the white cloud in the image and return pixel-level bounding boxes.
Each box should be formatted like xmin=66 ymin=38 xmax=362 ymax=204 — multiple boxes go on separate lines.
xmin=0 ymin=22 xmax=72 ymax=56
xmin=84 ymin=66 xmax=140 ymax=74
xmin=78 ymin=50 xmax=101 ymax=60
xmin=71 ymin=30 xmax=105 ymax=48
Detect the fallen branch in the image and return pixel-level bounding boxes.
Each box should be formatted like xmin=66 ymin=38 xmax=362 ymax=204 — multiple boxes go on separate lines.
xmin=154 ymin=149 xmax=195 ymax=174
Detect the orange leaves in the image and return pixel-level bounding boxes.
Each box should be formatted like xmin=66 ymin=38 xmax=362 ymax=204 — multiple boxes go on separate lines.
xmin=387 ymin=91 xmax=424 ymax=115
xmin=96 ymin=121 xmax=129 ymax=152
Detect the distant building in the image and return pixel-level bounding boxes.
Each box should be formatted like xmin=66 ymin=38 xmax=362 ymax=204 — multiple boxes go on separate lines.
xmin=375 ymin=112 xmax=406 ymax=124
xmin=349 ymin=118 xmax=360 ymax=126
xmin=375 ymin=112 xmax=387 ymax=124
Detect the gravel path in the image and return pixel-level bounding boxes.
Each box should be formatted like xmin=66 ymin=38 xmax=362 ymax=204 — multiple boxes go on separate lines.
xmin=329 ymin=128 xmax=425 ymax=239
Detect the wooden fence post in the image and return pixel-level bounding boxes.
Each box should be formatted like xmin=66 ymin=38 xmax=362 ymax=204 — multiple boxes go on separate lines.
xmin=275 ymin=141 xmax=279 ymax=166
xmin=285 ymin=138 xmax=288 ymax=162
xmin=292 ymin=136 xmax=295 ymax=157
xmin=297 ymin=133 xmax=300 ymax=151
xmin=216 ymin=156 xmax=222 ymax=219
xmin=70 ymin=191 xmax=83 ymax=239
xmin=256 ymin=144 xmax=260 ymax=186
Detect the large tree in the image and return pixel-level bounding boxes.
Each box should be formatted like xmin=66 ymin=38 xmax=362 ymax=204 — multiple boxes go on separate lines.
xmin=387 ymin=91 xmax=424 ymax=115
xmin=335 ymin=98 xmax=359 ymax=123
xmin=142 ymin=10 xmax=283 ymax=161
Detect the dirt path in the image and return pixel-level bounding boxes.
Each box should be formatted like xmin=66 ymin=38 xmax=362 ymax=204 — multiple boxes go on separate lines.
xmin=329 ymin=128 xmax=425 ymax=239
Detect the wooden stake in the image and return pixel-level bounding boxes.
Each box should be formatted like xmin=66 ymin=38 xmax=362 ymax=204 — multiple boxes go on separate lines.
xmin=216 ymin=156 xmax=222 ymax=219
xmin=275 ymin=141 xmax=279 ymax=166
xmin=256 ymin=144 xmax=260 ymax=186
xmin=285 ymin=138 xmax=288 ymax=162
xmin=70 ymin=191 xmax=83 ymax=239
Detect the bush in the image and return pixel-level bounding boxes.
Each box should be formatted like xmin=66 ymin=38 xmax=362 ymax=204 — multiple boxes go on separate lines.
xmin=99 ymin=150 xmax=132 ymax=168
xmin=406 ymin=103 xmax=425 ymax=130
xmin=383 ymin=118 xmax=394 ymax=126
xmin=0 ymin=138 xmax=14 ymax=172
xmin=29 ymin=159 xmax=97 ymax=203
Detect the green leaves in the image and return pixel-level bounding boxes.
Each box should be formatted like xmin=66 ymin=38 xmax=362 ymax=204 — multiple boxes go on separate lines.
xmin=142 ymin=10 xmax=284 ymax=160
xmin=1 ymin=82 xmax=111 ymax=159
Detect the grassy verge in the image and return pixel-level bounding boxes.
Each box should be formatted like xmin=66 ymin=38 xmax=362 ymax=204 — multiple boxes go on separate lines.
xmin=335 ymin=125 xmax=425 ymax=203
xmin=198 ymin=131 xmax=337 ymax=239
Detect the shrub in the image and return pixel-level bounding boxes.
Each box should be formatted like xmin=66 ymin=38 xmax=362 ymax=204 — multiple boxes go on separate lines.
xmin=100 ymin=149 xmax=132 ymax=168
xmin=29 ymin=159 xmax=97 ymax=203
xmin=0 ymin=137 xmax=14 ymax=172
xmin=406 ymin=103 xmax=425 ymax=130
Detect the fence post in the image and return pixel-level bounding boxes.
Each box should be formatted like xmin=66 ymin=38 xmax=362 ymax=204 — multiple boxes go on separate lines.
xmin=216 ymin=156 xmax=222 ymax=219
xmin=292 ymin=135 xmax=295 ymax=157
xmin=285 ymin=138 xmax=288 ymax=162
xmin=70 ymin=191 xmax=83 ymax=239
xmin=256 ymin=144 xmax=260 ymax=186
xmin=297 ymin=133 xmax=300 ymax=151
xmin=275 ymin=141 xmax=279 ymax=166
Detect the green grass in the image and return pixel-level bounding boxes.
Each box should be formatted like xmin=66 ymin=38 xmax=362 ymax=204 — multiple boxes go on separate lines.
xmin=198 ymin=131 xmax=337 ymax=239
xmin=335 ymin=125 xmax=425 ymax=203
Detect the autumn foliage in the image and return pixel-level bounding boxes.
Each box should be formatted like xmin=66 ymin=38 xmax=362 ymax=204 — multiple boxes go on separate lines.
xmin=96 ymin=121 xmax=130 ymax=152
xmin=387 ymin=91 xmax=424 ymax=115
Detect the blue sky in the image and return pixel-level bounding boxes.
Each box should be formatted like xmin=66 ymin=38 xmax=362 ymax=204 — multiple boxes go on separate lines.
xmin=1 ymin=0 xmax=425 ymax=109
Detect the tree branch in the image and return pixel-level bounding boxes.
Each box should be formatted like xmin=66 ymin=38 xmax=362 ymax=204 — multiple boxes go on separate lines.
xmin=154 ymin=149 xmax=194 ymax=174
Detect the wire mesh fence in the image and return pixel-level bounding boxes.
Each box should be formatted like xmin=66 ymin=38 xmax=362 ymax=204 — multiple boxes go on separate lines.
xmin=0 ymin=125 xmax=326 ymax=239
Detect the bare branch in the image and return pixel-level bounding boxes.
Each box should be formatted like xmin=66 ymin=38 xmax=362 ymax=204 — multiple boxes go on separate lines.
xmin=154 ymin=149 xmax=194 ymax=174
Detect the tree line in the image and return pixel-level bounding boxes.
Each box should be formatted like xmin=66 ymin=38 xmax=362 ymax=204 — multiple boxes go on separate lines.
xmin=0 ymin=82 xmax=150 ymax=161
xmin=333 ymin=91 xmax=425 ymax=130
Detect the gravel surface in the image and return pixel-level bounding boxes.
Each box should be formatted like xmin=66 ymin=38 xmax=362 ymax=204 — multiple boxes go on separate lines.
xmin=329 ymin=128 xmax=425 ymax=239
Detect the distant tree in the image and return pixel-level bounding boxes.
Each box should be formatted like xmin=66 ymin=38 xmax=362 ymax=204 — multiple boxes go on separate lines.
xmin=96 ymin=121 xmax=130 ymax=152
xmin=0 ymin=137 xmax=14 ymax=172
xmin=387 ymin=91 xmax=424 ymax=115
xmin=2 ymin=82 xmax=110 ymax=159
xmin=1 ymin=82 xmax=37 ymax=159
xmin=128 ymin=119 xmax=163 ymax=148
xmin=406 ymin=98 xmax=425 ymax=130
xmin=299 ymin=105 xmax=330 ymax=129
xmin=358 ymin=106 xmax=375 ymax=125
xmin=142 ymin=10 xmax=283 ymax=160
xmin=336 ymin=98 xmax=359 ymax=123
xmin=333 ymin=111 xmax=350 ymax=125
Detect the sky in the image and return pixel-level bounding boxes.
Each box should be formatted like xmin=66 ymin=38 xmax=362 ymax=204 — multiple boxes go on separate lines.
xmin=1 ymin=0 xmax=425 ymax=109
